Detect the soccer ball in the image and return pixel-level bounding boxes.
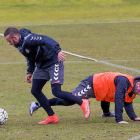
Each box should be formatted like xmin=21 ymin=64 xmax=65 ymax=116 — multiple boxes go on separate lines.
xmin=0 ymin=108 xmax=8 ymax=125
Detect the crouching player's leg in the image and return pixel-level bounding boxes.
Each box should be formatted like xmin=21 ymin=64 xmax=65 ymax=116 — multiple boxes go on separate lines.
xmin=101 ymin=101 xmax=115 ymax=117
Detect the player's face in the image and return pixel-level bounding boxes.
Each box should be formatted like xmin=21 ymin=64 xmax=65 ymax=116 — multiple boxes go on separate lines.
xmin=134 ymin=82 xmax=140 ymax=95
xmin=5 ymin=35 xmax=19 ymax=48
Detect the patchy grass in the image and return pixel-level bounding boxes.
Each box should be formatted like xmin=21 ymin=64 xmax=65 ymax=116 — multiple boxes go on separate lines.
xmin=0 ymin=0 xmax=140 ymax=25
xmin=0 ymin=22 xmax=140 ymax=139
xmin=0 ymin=0 xmax=140 ymax=139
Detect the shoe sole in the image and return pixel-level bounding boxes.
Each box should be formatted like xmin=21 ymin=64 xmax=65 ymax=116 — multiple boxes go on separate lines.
xmin=85 ymin=101 xmax=90 ymax=119
xmin=38 ymin=120 xmax=59 ymax=124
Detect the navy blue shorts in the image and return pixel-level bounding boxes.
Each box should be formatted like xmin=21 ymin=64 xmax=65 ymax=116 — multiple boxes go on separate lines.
xmin=33 ymin=61 xmax=64 ymax=84
xmin=71 ymin=75 xmax=95 ymax=99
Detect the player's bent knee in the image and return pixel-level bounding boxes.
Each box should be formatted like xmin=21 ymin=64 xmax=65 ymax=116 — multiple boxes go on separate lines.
xmin=31 ymin=88 xmax=39 ymax=96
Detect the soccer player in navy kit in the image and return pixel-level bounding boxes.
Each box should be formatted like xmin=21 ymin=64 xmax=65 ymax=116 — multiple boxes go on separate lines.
xmin=4 ymin=27 xmax=90 ymax=124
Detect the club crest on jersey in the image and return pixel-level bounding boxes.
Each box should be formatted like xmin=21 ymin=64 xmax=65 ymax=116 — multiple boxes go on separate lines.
xmin=25 ymin=49 xmax=30 ymax=53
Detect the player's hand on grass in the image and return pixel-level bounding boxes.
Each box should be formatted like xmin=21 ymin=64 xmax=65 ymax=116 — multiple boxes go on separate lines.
xmin=134 ymin=117 xmax=140 ymax=121
xmin=58 ymin=51 xmax=66 ymax=62
xmin=118 ymin=121 xmax=128 ymax=124
xmin=26 ymin=74 xmax=32 ymax=83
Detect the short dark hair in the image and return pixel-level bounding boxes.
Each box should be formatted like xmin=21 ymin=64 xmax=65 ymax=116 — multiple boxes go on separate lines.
xmin=4 ymin=27 xmax=20 ymax=37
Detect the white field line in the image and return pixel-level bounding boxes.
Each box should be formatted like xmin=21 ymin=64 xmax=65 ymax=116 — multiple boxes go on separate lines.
xmin=62 ymin=50 xmax=98 ymax=62
xmin=1 ymin=31 xmax=140 ymax=73
xmin=128 ymin=135 xmax=140 ymax=140
xmin=0 ymin=60 xmax=140 ymax=73
xmin=102 ymin=59 xmax=140 ymax=62
xmin=62 ymin=51 xmax=140 ymax=73
xmin=0 ymin=59 xmax=140 ymax=65
xmin=0 ymin=20 xmax=140 ymax=27
xmin=0 ymin=61 xmax=82 ymax=65
xmin=0 ymin=62 xmax=26 ymax=64
xmin=0 ymin=33 xmax=4 ymax=36
xmin=98 ymin=61 xmax=140 ymax=73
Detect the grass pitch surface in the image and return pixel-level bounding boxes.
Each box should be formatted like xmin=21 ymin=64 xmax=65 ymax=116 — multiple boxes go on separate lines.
xmin=0 ymin=0 xmax=140 ymax=140
xmin=0 ymin=0 xmax=140 ymax=25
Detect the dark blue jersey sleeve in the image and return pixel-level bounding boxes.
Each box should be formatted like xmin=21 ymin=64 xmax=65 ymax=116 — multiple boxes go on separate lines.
xmin=26 ymin=57 xmax=35 ymax=74
xmin=124 ymin=102 xmax=137 ymax=120
xmin=114 ymin=76 xmax=136 ymax=122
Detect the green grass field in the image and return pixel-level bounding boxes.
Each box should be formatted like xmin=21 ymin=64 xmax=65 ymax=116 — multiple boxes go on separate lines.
xmin=1 ymin=0 xmax=140 ymax=140
xmin=0 ymin=0 xmax=140 ymax=25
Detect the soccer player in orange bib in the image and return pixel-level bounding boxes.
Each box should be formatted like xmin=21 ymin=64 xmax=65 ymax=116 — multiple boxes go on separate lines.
xmin=30 ymin=72 xmax=140 ymax=124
